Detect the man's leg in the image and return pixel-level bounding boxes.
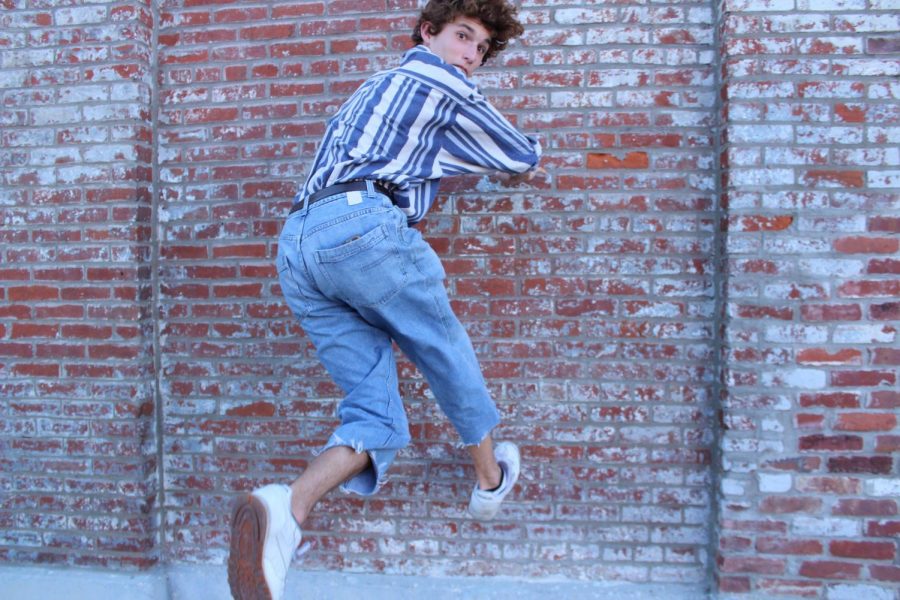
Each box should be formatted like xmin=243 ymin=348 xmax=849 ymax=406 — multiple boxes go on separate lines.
xmin=467 ymin=435 xmax=502 ymax=491
xmin=289 ymin=446 xmax=370 ymax=526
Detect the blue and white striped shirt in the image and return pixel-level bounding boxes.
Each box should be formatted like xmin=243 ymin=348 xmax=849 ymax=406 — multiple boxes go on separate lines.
xmin=296 ymin=45 xmax=542 ymax=225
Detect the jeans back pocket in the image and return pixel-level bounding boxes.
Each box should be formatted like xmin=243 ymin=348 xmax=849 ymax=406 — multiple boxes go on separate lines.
xmin=315 ymin=222 xmax=408 ymax=307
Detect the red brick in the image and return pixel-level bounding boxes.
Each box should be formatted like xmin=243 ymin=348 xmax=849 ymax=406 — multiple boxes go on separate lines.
xmin=833 ymin=499 xmax=897 ymax=517
xmin=717 ymin=576 xmax=750 ymax=593
xmin=870 ymin=302 xmax=899 ymax=320
xmin=801 ymin=303 xmax=863 ymax=322
xmin=799 ymin=561 xmax=862 ymax=580
xmin=867 ymin=520 xmax=900 ymax=537
xmin=802 ymin=170 xmax=865 ymax=188
xmin=834 ymin=103 xmax=867 ymax=123
xmin=838 ymin=280 xmax=900 ymax=298
xmin=719 ymin=556 xmax=785 ymax=575
xmin=240 ymin=23 xmax=294 ymax=40
xmin=869 ymin=565 xmax=900 ymax=582
xmin=829 ymin=541 xmax=895 ymax=560
xmin=11 ymin=323 xmax=59 ymax=338
xmin=799 ymin=392 xmax=859 ymax=409
xmin=832 ymin=370 xmax=896 ymax=387
xmin=835 ymin=412 xmax=897 ymax=431
xmin=11 ymin=363 xmax=60 ymax=377
xmin=757 ymin=537 xmax=823 ymax=555
xmin=875 ymin=435 xmax=900 ymax=453
xmin=797 ymin=348 xmax=862 ymax=365
xmin=834 ymin=236 xmax=900 ymax=254
xmin=587 ymin=151 xmax=649 ymax=169
xmin=758 ymin=579 xmax=823 ymax=597
xmin=720 ymin=536 xmax=752 ymax=551
xmin=760 ymin=496 xmax=823 ymax=515
xmin=827 ymin=456 xmax=892 ymax=474
xmin=729 ymin=215 xmax=793 ymax=232
xmin=799 ymin=435 xmax=863 ymax=452
xmin=8 ymin=285 xmax=58 ymax=301
xmin=867 ymin=390 xmax=900 ymax=408
xmin=872 ymin=347 xmax=900 ymax=364
xmin=721 ymin=520 xmax=788 ymax=535
xmin=869 ymin=216 xmax=900 ymax=233
xmin=867 ymin=258 xmax=900 ymax=274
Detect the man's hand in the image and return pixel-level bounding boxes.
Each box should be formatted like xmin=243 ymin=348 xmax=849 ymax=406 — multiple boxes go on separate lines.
xmin=498 ymin=166 xmax=547 ymax=186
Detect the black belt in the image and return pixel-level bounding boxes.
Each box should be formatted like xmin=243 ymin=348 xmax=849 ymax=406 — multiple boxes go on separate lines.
xmin=289 ymin=181 xmax=394 ymax=214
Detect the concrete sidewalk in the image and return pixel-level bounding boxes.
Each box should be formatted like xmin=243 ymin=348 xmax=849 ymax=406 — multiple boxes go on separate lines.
xmin=0 ymin=564 xmax=709 ymax=599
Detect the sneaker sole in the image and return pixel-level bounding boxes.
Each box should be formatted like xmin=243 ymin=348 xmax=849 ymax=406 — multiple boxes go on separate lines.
xmin=228 ymin=494 xmax=274 ymax=600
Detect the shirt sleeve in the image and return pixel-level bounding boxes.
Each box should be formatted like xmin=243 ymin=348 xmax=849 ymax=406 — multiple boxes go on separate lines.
xmin=438 ymin=94 xmax=542 ymax=176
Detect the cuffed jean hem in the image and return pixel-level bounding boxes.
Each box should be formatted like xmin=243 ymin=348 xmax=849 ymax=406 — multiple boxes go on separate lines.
xmin=456 ymin=411 xmax=501 ymax=449
xmin=315 ymin=431 xmax=406 ymax=496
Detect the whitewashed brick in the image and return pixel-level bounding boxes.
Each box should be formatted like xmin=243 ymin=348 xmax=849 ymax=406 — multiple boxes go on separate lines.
xmin=82 ymin=144 xmax=138 ymax=163
xmin=1 ymin=48 xmax=55 ymax=69
xmin=111 ymin=83 xmax=145 ymax=102
xmin=766 ymin=14 xmax=831 ymax=33
xmin=764 ymin=325 xmax=829 ymax=344
xmin=834 ymin=148 xmax=900 ymax=167
xmin=524 ymin=28 xmax=584 ymax=46
xmin=729 ymin=168 xmax=794 ymax=186
xmin=587 ymin=27 xmax=649 ymax=45
xmin=727 ymin=81 xmax=795 ymax=99
xmin=866 ymin=478 xmax=900 ymax=497
xmin=868 ymin=170 xmax=900 ymax=188
xmin=828 ymin=585 xmax=897 ymax=600
xmin=797 ymin=0 xmax=865 ymax=8
xmin=758 ymin=473 xmax=792 ymax=493
xmin=796 ymin=126 xmax=864 ymax=145
xmin=55 ymin=6 xmax=108 ymax=26
xmin=554 ymin=8 xmax=616 ymax=24
xmin=727 ymin=0 xmax=794 ymax=9
xmin=868 ymin=126 xmax=900 ymax=144
xmin=798 ymin=214 xmax=867 ymax=232
xmin=30 ymin=106 xmax=80 ymax=126
xmin=765 ymin=238 xmax=830 ymax=253
xmin=760 ymin=368 xmax=827 ymax=389
xmin=798 ymin=259 xmax=865 ymax=277
xmin=792 ymin=516 xmax=861 ymax=537
xmin=761 ymin=417 xmax=784 ymax=433
xmin=58 ymin=85 xmax=109 ymax=104
xmin=833 ymin=324 xmax=896 ymax=344
xmin=835 ymin=13 xmax=900 ymax=32
xmin=29 ymin=147 xmax=79 ymax=166
xmin=869 ymin=81 xmax=900 ymax=99
xmin=839 ymin=58 xmax=900 ymax=77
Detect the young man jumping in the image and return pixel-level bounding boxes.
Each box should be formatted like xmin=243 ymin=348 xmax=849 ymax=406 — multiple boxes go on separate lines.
xmin=228 ymin=1 xmax=541 ymax=597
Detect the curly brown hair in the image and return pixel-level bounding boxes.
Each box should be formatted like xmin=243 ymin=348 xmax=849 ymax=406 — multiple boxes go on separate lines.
xmin=411 ymin=0 xmax=524 ymax=65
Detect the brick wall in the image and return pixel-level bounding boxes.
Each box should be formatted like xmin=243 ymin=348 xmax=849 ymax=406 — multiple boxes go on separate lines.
xmin=714 ymin=1 xmax=899 ymax=598
xmin=155 ymin=0 xmax=718 ymax=582
xmin=0 ymin=2 xmax=158 ymax=568
xmin=0 ymin=0 xmax=897 ymax=597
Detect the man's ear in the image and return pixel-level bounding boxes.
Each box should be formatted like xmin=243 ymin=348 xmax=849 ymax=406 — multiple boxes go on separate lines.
xmin=420 ymin=21 xmax=437 ymax=42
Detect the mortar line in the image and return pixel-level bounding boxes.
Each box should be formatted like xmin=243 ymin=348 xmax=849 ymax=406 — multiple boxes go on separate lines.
xmin=148 ymin=0 xmax=167 ymax=567
xmin=706 ymin=1 xmax=729 ymax=597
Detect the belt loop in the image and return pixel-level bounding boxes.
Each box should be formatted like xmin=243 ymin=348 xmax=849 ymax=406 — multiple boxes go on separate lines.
xmin=301 ymin=191 xmax=311 ymax=215
xmin=365 ymin=180 xmax=374 ymax=196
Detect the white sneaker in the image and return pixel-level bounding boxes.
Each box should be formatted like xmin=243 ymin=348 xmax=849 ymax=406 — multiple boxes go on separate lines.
xmin=467 ymin=441 xmax=521 ymax=520
xmin=228 ymin=484 xmax=303 ymax=600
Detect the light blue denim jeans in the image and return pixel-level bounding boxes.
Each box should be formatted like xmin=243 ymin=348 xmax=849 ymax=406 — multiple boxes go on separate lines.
xmin=276 ymin=185 xmax=500 ymax=495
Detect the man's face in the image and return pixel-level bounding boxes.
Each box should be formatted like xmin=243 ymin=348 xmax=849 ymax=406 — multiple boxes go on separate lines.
xmin=419 ymin=16 xmax=492 ymax=78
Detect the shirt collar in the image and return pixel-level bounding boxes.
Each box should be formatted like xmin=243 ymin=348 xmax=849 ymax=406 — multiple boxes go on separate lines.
xmin=401 ymin=45 xmax=481 ymax=97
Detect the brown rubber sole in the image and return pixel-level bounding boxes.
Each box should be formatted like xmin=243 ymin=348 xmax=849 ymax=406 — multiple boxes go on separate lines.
xmin=227 ymin=494 xmax=273 ymax=600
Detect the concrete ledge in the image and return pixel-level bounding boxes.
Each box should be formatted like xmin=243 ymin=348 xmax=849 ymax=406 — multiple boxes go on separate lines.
xmin=1 ymin=564 xmax=709 ymax=599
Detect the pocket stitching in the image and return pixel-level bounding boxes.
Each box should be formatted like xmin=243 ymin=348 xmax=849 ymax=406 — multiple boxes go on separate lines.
xmin=316 ymin=224 xmax=408 ymax=307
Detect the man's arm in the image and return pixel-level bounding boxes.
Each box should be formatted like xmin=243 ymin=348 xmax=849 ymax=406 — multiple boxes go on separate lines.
xmin=438 ymin=95 xmax=541 ymax=176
